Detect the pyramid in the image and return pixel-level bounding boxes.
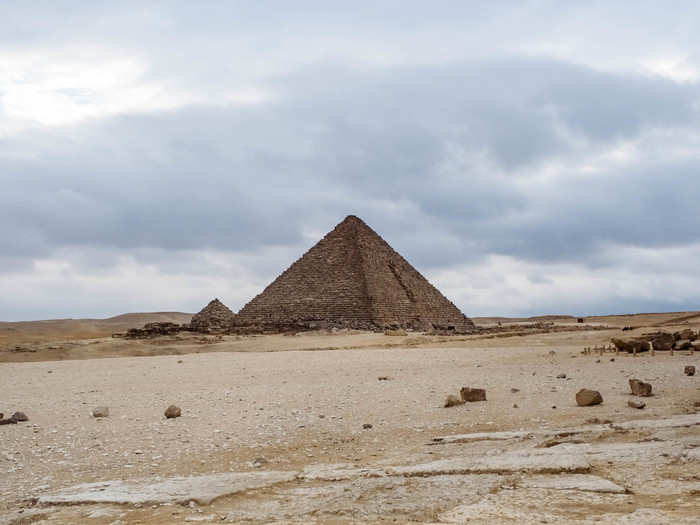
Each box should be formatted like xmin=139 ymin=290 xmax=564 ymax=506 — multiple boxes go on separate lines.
xmin=236 ymin=215 xmax=474 ymax=332
xmin=190 ymin=298 xmax=236 ymax=333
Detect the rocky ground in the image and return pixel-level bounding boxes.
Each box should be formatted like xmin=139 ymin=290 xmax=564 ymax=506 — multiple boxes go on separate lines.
xmin=0 ymin=317 xmax=698 ymax=524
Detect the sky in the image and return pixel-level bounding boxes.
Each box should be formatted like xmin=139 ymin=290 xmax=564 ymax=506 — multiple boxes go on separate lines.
xmin=1 ymin=1 xmax=699 ymax=321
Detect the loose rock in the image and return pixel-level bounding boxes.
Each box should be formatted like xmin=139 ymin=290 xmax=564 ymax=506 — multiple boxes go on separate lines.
xmin=460 ymin=387 xmax=486 ymax=402
xmin=11 ymin=411 xmax=28 ymax=422
xmin=557 ymin=373 xmax=567 ymax=379
xmin=444 ymin=395 xmax=465 ymax=408
xmin=576 ymin=389 xmax=603 ymax=406
xmin=164 ymin=405 xmax=182 ymax=419
xmin=628 ymin=400 xmax=646 ymax=409
xmin=92 ymin=406 xmax=109 ymax=418
xmin=685 ymin=365 xmax=696 ymax=376
xmin=629 ymin=378 xmax=652 ymax=397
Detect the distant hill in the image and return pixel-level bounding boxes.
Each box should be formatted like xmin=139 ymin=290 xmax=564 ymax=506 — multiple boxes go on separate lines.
xmin=0 ymin=312 xmax=193 ymax=344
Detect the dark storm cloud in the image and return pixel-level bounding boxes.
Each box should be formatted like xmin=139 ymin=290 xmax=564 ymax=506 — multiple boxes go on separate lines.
xmin=2 ymin=1 xmax=700 ymax=318
xmin=2 ymin=58 xmax=699 ymax=273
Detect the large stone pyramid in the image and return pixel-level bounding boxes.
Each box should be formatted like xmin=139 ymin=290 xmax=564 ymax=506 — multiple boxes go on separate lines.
xmin=190 ymin=298 xmax=235 ymax=333
xmin=236 ymin=215 xmax=474 ymax=332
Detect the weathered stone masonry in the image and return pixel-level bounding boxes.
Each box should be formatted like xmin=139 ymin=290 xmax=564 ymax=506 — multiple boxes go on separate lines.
xmin=234 ymin=215 xmax=474 ymax=332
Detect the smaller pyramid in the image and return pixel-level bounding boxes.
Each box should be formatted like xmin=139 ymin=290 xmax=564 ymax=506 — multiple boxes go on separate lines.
xmin=190 ymin=298 xmax=235 ymax=333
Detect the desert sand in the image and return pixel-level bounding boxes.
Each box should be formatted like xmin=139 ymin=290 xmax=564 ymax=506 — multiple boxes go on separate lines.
xmin=1 ymin=313 xmax=698 ymax=524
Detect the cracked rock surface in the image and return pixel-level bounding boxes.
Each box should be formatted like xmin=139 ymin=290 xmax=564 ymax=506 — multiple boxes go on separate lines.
xmin=1 ymin=328 xmax=698 ymax=524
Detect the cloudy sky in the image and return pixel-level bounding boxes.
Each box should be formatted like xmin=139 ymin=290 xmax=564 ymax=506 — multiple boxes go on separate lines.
xmin=2 ymin=1 xmax=699 ymax=321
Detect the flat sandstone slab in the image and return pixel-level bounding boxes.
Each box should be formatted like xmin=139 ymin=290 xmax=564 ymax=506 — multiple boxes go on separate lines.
xmin=431 ymin=430 xmax=533 ymax=444
xmin=37 ymin=471 xmax=298 ymax=506
xmin=298 ymin=463 xmax=387 ymax=481
xmin=387 ymin=449 xmax=590 ymax=476
xmin=550 ymin=413 xmax=700 ymax=437
xmin=521 ymin=474 xmax=627 ymax=493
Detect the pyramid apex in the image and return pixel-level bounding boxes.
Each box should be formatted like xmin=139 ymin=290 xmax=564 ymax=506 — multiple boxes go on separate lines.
xmin=337 ymin=214 xmax=371 ymax=231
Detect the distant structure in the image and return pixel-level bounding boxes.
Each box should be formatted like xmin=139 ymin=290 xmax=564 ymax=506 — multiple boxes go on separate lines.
xmin=235 ymin=215 xmax=474 ymax=332
xmin=189 ymin=298 xmax=236 ymax=333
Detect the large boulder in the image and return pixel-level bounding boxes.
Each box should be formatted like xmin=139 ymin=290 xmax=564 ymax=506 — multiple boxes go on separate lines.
xmin=460 ymin=387 xmax=487 ymax=402
xmin=674 ymin=328 xmax=696 ymax=342
xmin=576 ymin=389 xmax=603 ymax=406
xmin=164 ymin=405 xmax=181 ymax=419
xmin=649 ymin=332 xmax=675 ymax=350
xmin=11 ymin=411 xmax=28 ymax=422
xmin=611 ymin=338 xmax=649 ymax=353
xmin=675 ymin=340 xmax=693 ymax=350
xmin=629 ymin=379 xmax=652 ymax=397
xmin=91 ymin=406 xmax=109 ymax=418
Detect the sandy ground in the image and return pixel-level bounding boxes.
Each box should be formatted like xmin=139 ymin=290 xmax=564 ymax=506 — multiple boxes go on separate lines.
xmin=0 ymin=314 xmax=699 ymax=524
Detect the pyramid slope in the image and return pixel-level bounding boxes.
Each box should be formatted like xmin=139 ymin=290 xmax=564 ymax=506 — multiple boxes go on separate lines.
xmin=236 ymin=216 xmax=473 ymax=331
xmin=190 ymin=298 xmax=235 ymax=333
xmin=236 ymin=217 xmax=373 ymax=327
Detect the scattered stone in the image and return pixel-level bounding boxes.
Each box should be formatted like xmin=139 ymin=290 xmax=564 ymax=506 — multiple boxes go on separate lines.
xmin=629 ymin=378 xmax=652 ymax=397
xmin=510 ymin=388 xmax=520 ymax=393
xmin=513 ymin=404 xmax=519 ymax=408
xmin=164 ymin=405 xmax=181 ymax=419
xmin=576 ymin=389 xmax=603 ymax=406
xmin=460 ymin=387 xmax=486 ymax=402
xmin=377 ymin=376 xmax=390 ymax=381
xmin=444 ymin=395 xmax=465 ymax=408
xmin=252 ymin=457 xmax=268 ymax=468
xmin=92 ymin=406 xmax=109 ymax=418
xmin=556 ymin=373 xmax=566 ymax=379
xmin=628 ymin=400 xmax=646 ymax=409
xmin=685 ymin=365 xmax=696 ymax=376
xmin=11 ymin=411 xmax=28 ymax=422
xmin=362 ymin=423 xmax=373 ymax=429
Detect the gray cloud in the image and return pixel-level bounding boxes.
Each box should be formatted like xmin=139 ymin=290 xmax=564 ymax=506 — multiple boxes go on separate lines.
xmin=1 ymin=2 xmax=700 ymax=319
